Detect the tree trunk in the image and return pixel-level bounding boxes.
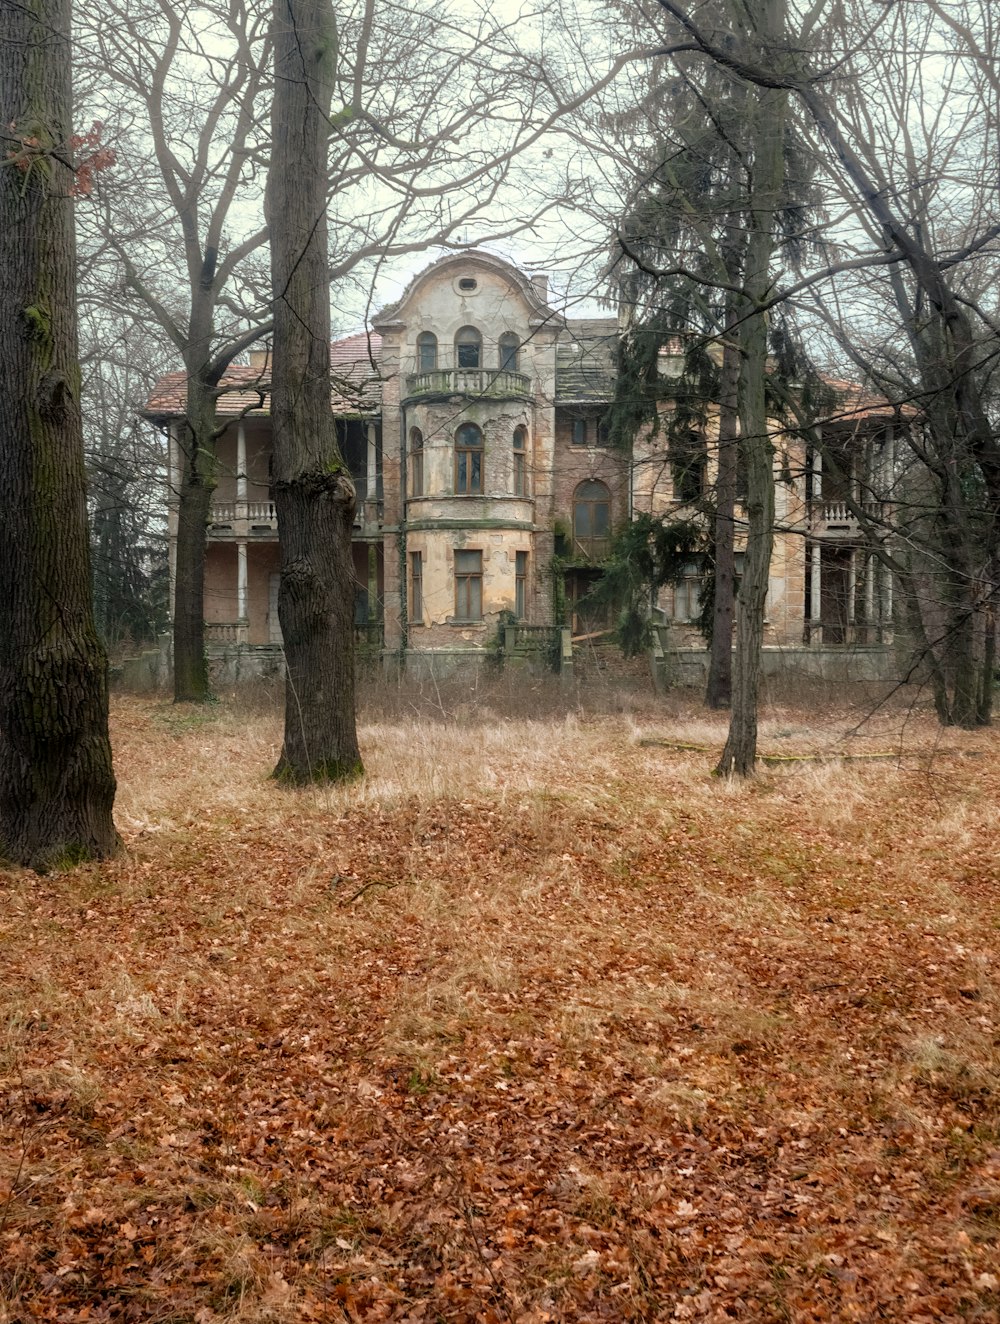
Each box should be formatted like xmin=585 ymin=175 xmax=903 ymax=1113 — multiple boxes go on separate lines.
xmin=716 ymin=3 xmax=785 ymax=777
xmin=268 ymin=0 xmax=362 ymax=784
xmin=172 ymin=378 xmax=217 ymax=702
xmin=705 ymin=331 xmax=740 ymax=709
xmin=0 ymin=0 xmax=119 ymax=868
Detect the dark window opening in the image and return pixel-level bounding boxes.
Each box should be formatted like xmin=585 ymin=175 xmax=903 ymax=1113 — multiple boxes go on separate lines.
xmin=458 ymin=277 xmax=478 ymax=292
xmin=499 ymin=332 xmax=520 ymax=372
xmin=571 ymin=418 xmax=588 ymax=447
xmin=671 ymin=431 xmax=707 ymax=504
xmin=455 ymin=326 xmax=481 ymax=369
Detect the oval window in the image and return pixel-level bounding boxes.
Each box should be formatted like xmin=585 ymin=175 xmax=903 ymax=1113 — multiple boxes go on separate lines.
xmin=458 ymin=277 xmax=478 ymax=292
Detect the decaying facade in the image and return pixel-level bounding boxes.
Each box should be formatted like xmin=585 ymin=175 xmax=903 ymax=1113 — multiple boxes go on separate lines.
xmin=145 ymin=250 xmax=900 ymax=677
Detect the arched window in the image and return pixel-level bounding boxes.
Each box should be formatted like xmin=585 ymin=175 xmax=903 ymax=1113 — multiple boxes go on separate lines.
xmin=455 ymin=325 xmax=482 ymax=369
xmin=573 ymin=479 xmax=611 ymax=560
xmin=498 ymin=332 xmax=520 ymax=372
xmin=513 ymin=426 xmax=528 ymax=497
xmin=409 ymin=427 xmax=424 ymax=497
xmin=455 ymin=423 xmax=484 ymax=494
xmin=416 ymin=332 xmax=437 ymax=373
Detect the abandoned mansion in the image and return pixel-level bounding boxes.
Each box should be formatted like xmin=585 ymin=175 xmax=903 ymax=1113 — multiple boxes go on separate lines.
xmin=145 ymin=250 xmax=899 ymax=677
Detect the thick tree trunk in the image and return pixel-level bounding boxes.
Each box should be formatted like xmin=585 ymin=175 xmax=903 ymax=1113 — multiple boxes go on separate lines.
xmin=705 ymin=332 xmax=740 ymax=709
xmin=268 ymin=0 xmax=362 ymax=783
xmin=716 ymin=5 xmax=785 ymax=777
xmin=0 ymin=0 xmax=119 ymax=868
xmin=172 ymin=380 xmax=217 ymax=703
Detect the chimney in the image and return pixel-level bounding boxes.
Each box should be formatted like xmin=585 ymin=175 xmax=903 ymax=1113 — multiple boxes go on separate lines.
xmin=530 ymin=273 xmax=548 ymax=302
xmin=248 ymin=347 xmax=271 ymax=373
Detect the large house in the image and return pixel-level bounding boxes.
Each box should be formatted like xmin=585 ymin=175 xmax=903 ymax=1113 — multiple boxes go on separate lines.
xmin=145 ymin=250 xmax=899 ymax=678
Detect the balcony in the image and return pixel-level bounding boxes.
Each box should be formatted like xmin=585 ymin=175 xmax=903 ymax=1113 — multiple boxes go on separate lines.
xmin=809 ymin=500 xmax=887 ymax=538
xmin=404 ymin=367 xmax=531 ymax=402
xmin=208 ymin=501 xmax=278 ymax=536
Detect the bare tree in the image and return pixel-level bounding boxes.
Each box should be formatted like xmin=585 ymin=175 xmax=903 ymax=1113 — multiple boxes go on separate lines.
xmin=0 ymin=0 xmax=119 ymax=868
xmin=267 ymin=0 xmax=362 ymax=782
xmin=653 ymin=0 xmax=1000 ymax=729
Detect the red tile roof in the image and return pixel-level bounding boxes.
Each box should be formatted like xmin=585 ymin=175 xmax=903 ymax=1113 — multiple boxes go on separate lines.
xmin=143 ymin=331 xmax=383 ymax=418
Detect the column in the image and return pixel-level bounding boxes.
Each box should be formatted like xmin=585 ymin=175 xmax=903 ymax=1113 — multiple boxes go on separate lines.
xmin=366 ymin=421 xmax=378 ymax=517
xmin=810 ymin=542 xmax=821 ymax=644
xmin=237 ymin=541 xmax=248 ymax=636
xmin=236 ymin=421 xmax=247 ymax=515
xmin=864 ymin=554 xmax=875 ymax=642
xmin=811 ymin=441 xmax=822 ymax=504
xmin=847 ymin=550 xmax=857 ymax=642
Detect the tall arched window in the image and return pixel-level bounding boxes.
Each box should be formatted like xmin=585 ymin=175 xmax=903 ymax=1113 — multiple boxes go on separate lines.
xmin=455 ymin=325 xmax=482 ymax=369
xmin=416 ymin=332 xmax=437 ymax=373
xmin=409 ymin=427 xmax=424 ymax=497
xmin=498 ymin=332 xmax=520 ymax=372
xmin=455 ymin=423 xmax=484 ymax=494
xmin=513 ymin=426 xmax=528 ymax=497
xmin=573 ymin=479 xmax=611 ymax=560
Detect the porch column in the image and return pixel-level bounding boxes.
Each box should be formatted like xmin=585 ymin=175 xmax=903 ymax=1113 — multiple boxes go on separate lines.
xmin=864 ymin=553 xmax=875 ymax=641
xmin=811 ymin=442 xmax=822 ymax=504
xmin=881 ymin=561 xmax=893 ymax=642
xmin=236 ymin=421 xmax=248 ymax=512
xmin=237 ymin=540 xmax=248 ymax=630
xmin=847 ymin=550 xmax=857 ymax=641
xmin=366 ymin=421 xmax=377 ymax=515
xmin=810 ymin=541 xmax=822 ymax=644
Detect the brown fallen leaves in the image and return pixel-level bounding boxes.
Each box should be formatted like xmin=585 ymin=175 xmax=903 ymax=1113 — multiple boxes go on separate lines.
xmin=1 ymin=687 xmax=999 ymax=1322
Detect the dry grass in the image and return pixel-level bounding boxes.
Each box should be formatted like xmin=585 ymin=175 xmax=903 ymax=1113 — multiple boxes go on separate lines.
xmin=1 ymin=679 xmax=999 ymax=1322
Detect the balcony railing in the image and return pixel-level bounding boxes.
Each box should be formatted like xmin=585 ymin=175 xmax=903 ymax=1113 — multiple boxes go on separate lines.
xmin=205 ymin=621 xmax=249 ymax=645
xmin=209 ymin=501 xmax=278 ymax=530
xmin=571 ymin=535 xmax=611 ymax=563
xmin=404 ymin=367 xmax=531 ymax=401
xmin=809 ymin=501 xmax=887 ymax=534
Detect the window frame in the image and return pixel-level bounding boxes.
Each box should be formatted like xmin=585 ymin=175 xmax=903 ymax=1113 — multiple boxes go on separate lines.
xmin=571 ymin=417 xmax=588 ymax=447
xmin=498 ymin=332 xmax=520 ymax=372
xmin=572 ymin=479 xmax=612 ymax=560
xmin=409 ymin=427 xmax=424 ymax=497
xmin=410 ymin=550 xmax=423 ymax=624
xmin=416 ymin=331 xmax=437 ymax=373
xmin=515 ymin=550 xmax=528 ymax=620
xmin=454 ymin=422 xmax=484 ymax=495
xmin=454 ymin=549 xmax=483 ymax=621
xmin=455 ymin=325 xmax=482 ymax=370
xmin=513 ymin=425 xmax=528 ymax=497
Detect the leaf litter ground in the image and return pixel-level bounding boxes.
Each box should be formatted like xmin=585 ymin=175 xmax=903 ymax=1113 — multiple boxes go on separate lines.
xmin=1 ymin=681 xmax=999 ymax=1322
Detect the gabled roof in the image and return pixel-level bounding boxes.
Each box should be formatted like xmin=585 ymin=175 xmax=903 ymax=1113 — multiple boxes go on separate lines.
xmin=555 ymin=317 xmax=619 ymax=404
xmin=143 ymin=331 xmax=384 ymax=420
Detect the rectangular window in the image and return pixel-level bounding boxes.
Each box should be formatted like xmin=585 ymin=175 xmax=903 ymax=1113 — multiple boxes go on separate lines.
xmin=455 ymin=446 xmax=483 ymax=494
xmin=571 ymin=418 xmax=588 ymax=447
xmin=513 ymin=430 xmax=528 ymax=497
xmin=410 ymin=551 xmax=423 ymax=624
xmin=672 ymin=562 xmax=703 ymax=622
xmin=515 ymin=551 xmax=527 ymax=620
xmin=454 ymin=549 xmax=483 ymax=621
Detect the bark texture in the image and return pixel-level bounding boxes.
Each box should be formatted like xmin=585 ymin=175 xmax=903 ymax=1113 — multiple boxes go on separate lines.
xmin=716 ymin=2 xmax=785 ymax=777
xmin=268 ymin=0 xmax=362 ymax=783
xmin=0 ymin=0 xmax=119 ymax=867
xmin=171 ymin=381 xmax=217 ymax=703
xmin=705 ymin=331 xmax=740 ymax=709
